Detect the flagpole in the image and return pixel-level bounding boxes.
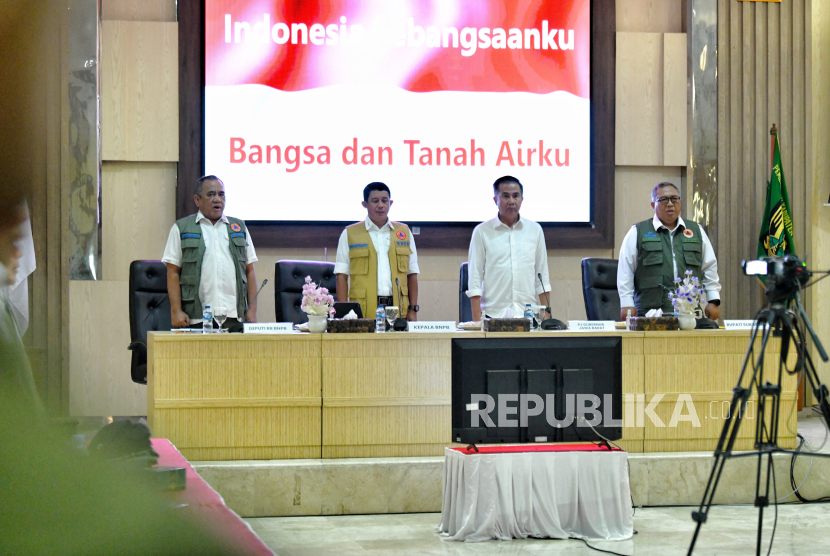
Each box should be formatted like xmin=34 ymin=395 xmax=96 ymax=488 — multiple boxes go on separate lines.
xmin=771 ymin=122 xmax=805 ymax=410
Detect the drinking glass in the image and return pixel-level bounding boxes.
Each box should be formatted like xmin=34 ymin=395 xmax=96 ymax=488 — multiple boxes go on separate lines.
xmin=385 ymin=306 xmax=399 ymax=330
xmin=213 ymin=306 xmax=228 ymax=332
xmin=534 ymin=305 xmax=547 ymax=329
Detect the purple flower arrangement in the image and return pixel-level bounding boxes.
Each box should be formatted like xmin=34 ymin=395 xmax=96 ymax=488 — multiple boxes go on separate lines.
xmin=668 ymin=270 xmax=703 ymax=315
xmin=301 ymin=276 xmax=336 ymax=317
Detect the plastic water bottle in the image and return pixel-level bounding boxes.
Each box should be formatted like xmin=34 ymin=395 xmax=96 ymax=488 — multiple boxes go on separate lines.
xmin=376 ymin=305 xmax=386 ymax=333
xmin=524 ymin=303 xmax=534 ymax=330
xmin=626 ymin=309 xmax=632 ymax=331
xmin=202 ymin=305 xmax=213 ymax=334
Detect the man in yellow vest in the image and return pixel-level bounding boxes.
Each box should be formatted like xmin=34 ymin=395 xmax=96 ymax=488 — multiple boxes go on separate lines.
xmin=163 ymin=175 xmax=258 ymax=329
xmin=335 ymin=182 xmax=420 ymax=320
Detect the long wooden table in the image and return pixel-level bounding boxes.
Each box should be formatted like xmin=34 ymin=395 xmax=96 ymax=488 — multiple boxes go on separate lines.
xmin=147 ymin=330 xmax=797 ymax=460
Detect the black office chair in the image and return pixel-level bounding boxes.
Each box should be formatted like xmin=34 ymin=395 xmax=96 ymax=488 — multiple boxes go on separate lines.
xmin=274 ymin=260 xmax=337 ymax=324
xmin=128 ymin=261 xmax=171 ymax=384
xmin=459 ymin=262 xmax=472 ymax=322
xmin=581 ymin=258 xmax=621 ymax=321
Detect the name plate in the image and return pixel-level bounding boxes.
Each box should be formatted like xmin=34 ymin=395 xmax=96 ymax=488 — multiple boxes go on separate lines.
xmin=243 ymin=322 xmax=294 ymax=334
xmin=724 ymin=320 xmax=758 ymax=330
xmin=408 ymin=321 xmax=457 ymax=333
xmin=567 ymin=320 xmax=616 ymax=332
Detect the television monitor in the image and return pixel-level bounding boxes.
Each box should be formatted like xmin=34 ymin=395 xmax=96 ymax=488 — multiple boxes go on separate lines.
xmin=451 ymin=336 xmax=622 ymax=444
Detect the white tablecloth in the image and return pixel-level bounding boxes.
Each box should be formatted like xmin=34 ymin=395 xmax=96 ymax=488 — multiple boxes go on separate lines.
xmin=436 ymin=447 xmax=634 ymax=542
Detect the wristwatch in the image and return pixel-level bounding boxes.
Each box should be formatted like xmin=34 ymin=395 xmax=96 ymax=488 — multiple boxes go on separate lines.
xmin=709 ymin=300 xmax=721 ymax=306
xmin=411 ymin=305 xmax=419 ymax=312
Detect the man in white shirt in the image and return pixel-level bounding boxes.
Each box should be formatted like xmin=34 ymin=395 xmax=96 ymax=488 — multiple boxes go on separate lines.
xmin=617 ymin=182 xmax=721 ymax=320
xmin=162 ymin=175 xmax=258 ymax=328
xmin=467 ymin=176 xmax=552 ymax=320
xmin=335 ymin=182 xmax=420 ymax=321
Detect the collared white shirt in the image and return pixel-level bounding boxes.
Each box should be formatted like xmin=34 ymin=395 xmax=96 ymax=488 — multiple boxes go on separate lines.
xmin=162 ymin=211 xmax=258 ymax=322
xmin=617 ymin=215 xmax=721 ymax=308
xmin=334 ymin=218 xmax=420 ymax=296
xmin=466 ymin=215 xmax=552 ymax=318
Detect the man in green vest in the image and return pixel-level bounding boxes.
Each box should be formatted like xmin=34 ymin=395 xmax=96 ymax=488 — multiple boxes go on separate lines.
xmin=335 ymin=182 xmax=420 ymax=320
xmin=617 ymin=182 xmax=721 ymax=320
xmin=163 ymin=175 xmax=258 ymax=328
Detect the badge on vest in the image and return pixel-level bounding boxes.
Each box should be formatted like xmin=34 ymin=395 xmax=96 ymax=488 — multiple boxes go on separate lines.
xmin=230 ymin=223 xmax=242 ymax=232
xmin=181 ymin=233 xmax=201 ymax=239
xmin=396 ymin=230 xmax=406 ymax=240
xmin=683 ymin=229 xmax=694 ymax=238
xmin=643 ymin=230 xmax=660 ymax=242
xmin=349 ymin=243 xmax=368 ymax=249
xmin=230 ymin=232 xmax=245 ymax=238
xmin=396 ymin=241 xmax=409 ymax=246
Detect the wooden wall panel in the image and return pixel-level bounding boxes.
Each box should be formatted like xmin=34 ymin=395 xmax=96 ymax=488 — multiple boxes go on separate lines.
xmin=718 ymin=0 xmax=811 ymax=320
xmin=68 ymin=281 xmax=145 ymax=416
xmin=663 ymin=33 xmax=688 ymax=165
xmin=102 ymin=162 xmax=177 ymax=281
xmin=613 ymin=167 xmax=683 ymax=257
xmin=616 ymin=0 xmax=683 ymax=33
xmin=616 ymin=33 xmax=663 ymax=165
xmin=102 ymin=0 xmax=176 ymax=22
xmin=101 ymin=21 xmax=178 ymax=162
xmin=811 ymin=0 xmax=830 ymax=388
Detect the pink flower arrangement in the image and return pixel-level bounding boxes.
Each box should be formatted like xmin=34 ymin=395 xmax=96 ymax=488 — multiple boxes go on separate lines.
xmin=301 ymin=276 xmax=336 ymax=317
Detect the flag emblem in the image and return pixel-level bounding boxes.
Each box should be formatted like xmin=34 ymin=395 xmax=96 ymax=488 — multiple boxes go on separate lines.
xmin=396 ymin=230 xmax=406 ymax=240
xmin=230 ymin=223 xmax=242 ymax=232
xmin=683 ymin=229 xmax=694 ymax=238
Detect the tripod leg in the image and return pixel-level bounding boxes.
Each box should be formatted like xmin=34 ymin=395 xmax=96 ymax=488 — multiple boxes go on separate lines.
xmin=755 ymin=452 xmax=774 ymax=556
xmin=689 ymin=322 xmax=772 ymax=555
xmin=688 ymin=388 xmax=751 ymax=555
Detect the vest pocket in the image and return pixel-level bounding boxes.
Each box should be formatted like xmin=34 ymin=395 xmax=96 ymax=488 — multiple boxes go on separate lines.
xmin=349 ymin=247 xmax=370 ymax=275
xmin=179 ymin=274 xmax=199 ymax=302
xmin=399 ymin=284 xmax=409 ymax=314
xmin=181 ymin=238 xmax=201 ymax=263
xmin=682 ymin=242 xmax=702 ymax=266
xmin=641 ymin=241 xmax=663 ymax=267
xmin=395 ymin=246 xmax=411 ymax=273
xmin=349 ymin=287 xmax=367 ymax=316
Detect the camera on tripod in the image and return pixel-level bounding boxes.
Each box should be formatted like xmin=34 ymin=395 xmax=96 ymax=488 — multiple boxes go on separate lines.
xmin=742 ymin=254 xmax=811 ymax=303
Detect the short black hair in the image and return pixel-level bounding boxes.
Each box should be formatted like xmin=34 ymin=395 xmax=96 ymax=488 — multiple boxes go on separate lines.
xmin=651 ymin=182 xmax=680 ymax=201
xmin=196 ymin=175 xmax=223 ymax=197
xmin=493 ymin=175 xmax=523 ymax=195
xmin=363 ymin=182 xmax=391 ymax=202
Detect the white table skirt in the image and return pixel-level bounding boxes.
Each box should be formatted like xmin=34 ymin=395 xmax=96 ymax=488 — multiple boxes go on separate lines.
xmin=436 ymin=447 xmax=634 ymax=542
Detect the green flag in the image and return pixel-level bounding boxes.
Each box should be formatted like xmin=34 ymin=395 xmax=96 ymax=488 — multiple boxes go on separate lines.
xmin=757 ymin=135 xmax=795 ymax=260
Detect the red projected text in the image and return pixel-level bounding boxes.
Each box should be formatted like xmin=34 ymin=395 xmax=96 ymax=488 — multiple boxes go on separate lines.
xmin=229 ymin=137 xmax=570 ymax=173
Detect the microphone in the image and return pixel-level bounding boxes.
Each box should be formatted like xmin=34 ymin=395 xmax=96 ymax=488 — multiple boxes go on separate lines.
xmin=229 ymin=278 xmax=268 ymax=333
xmin=393 ymin=277 xmax=409 ymax=331
xmin=537 ymin=273 xmax=567 ymax=330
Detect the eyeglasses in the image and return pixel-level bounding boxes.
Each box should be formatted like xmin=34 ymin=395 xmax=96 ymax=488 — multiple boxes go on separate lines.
xmin=655 ymin=196 xmax=681 ymax=206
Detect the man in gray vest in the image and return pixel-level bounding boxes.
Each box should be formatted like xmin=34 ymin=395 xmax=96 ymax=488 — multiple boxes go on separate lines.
xmin=163 ymin=175 xmax=258 ymax=328
xmin=617 ymin=182 xmax=721 ymax=321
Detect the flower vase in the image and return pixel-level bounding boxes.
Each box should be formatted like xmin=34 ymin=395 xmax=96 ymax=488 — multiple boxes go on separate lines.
xmin=677 ymin=312 xmax=696 ymax=331
xmin=307 ymin=315 xmax=328 ymax=333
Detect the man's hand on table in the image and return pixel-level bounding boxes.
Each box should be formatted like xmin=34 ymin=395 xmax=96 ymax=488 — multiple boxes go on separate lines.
xmin=172 ymin=308 xmax=190 ymax=328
